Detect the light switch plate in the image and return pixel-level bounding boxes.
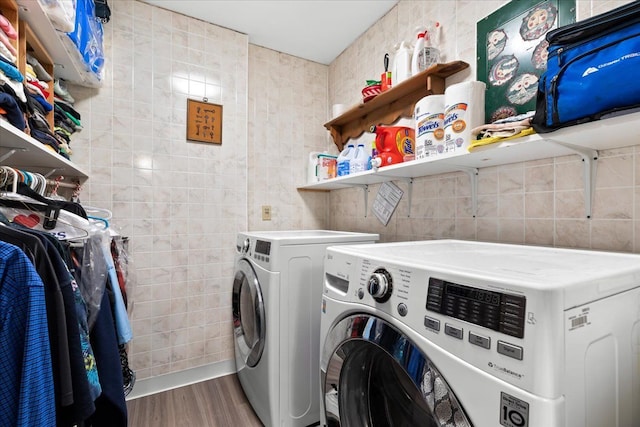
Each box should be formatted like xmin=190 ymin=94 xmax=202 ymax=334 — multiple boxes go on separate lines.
xmin=262 ymin=205 xmax=271 ymax=221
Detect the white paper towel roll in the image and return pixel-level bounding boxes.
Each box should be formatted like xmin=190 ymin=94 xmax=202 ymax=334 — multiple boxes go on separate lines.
xmin=414 ymin=94 xmax=445 ymax=160
xmin=442 ymin=81 xmax=486 ymax=156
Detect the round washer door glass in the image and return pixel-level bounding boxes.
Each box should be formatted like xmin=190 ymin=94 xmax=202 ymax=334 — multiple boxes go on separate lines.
xmin=232 ymin=259 xmax=265 ymax=367
xmin=322 ymin=314 xmax=472 ymax=427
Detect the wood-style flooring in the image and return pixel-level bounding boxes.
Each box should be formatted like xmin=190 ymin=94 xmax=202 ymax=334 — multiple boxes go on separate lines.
xmin=127 ymin=374 xmax=263 ymax=427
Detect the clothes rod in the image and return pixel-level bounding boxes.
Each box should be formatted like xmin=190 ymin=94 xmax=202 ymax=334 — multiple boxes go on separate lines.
xmin=46 ymin=179 xmax=79 ymax=189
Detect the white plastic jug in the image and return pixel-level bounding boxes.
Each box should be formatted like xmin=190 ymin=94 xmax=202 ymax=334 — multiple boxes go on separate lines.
xmin=337 ymin=144 xmax=355 ymax=176
xmin=350 ymin=144 xmax=369 ymax=174
xmin=393 ymin=41 xmax=412 ymax=85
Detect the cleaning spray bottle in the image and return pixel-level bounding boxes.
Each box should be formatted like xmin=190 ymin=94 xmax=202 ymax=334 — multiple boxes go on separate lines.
xmin=411 ymin=22 xmax=441 ymax=75
xmin=411 ymin=28 xmax=426 ymax=76
xmin=422 ymin=21 xmax=441 ymax=70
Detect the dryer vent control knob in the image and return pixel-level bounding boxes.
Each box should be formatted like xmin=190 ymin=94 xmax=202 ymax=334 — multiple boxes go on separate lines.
xmin=241 ymin=238 xmax=250 ymax=254
xmin=367 ymin=269 xmax=393 ymax=302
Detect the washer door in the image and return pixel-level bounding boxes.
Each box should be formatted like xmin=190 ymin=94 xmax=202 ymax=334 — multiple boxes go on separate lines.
xmin=322 ymin=314 xmax=472 ymax=427
xmin=232 ymin=259 xmax=266 ymax=368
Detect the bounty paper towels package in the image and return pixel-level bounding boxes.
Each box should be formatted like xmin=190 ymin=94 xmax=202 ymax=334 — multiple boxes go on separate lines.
xmin=441 ymin=81 xmax=486 ymax=156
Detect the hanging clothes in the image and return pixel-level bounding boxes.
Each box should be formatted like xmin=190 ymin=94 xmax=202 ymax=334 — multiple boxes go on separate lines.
xmin=0 ymin=241 xmax=56 ymax=427
xmin=0 ymin=176 xmax=132 ymax=427
xmin=84 ymin=285 xmax=128 ymax=427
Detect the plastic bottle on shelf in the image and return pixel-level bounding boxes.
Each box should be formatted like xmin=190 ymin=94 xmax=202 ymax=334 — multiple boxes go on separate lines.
xmin=350 ymin=144 xmax=369 ymax=174
xmin=393 ymin=41 xmax=413 ymax=85
xmin=369 ymin=141 xmax=378 ymax=170
xmin=337 ymin=143 xmax=355 ymax=176
xmin=411 ymin=22 xmax=441 ymax=75
xmin=411 ymin=29 xmax=426 ymax=76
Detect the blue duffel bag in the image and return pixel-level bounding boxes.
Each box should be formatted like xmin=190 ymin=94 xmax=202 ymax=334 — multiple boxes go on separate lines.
xmin=532 ymin=1 xmax=640 ymax=133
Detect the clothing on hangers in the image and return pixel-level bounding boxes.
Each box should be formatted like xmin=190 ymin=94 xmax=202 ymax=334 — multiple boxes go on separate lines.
xmin=0 ymin=241 xmax=56 ymax=427
xmin=0 ymin=186 xmax=131 ymax=426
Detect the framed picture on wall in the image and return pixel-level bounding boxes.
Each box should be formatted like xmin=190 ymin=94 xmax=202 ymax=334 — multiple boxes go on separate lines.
xmin=477 ymin=0 xmax=576 ymax=123
xmin=186 ymin=99 xmax=223 ymax=144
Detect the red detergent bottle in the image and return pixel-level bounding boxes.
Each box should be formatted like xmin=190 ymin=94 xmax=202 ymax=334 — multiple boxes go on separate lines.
xmin=370 ymin=125 xmax=415 ymax=167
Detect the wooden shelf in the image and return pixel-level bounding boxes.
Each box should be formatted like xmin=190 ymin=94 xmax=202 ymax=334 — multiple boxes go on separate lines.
xmin=0 ymin=120 xmax=89 ymax=183
xmin=324 ymin=61 xmax=469 ymax=151
xmin=15 ymin=0 xmax=102 ymax=88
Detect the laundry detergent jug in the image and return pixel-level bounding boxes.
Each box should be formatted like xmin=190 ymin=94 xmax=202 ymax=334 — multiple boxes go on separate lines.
xmin=370 ymin=125 xmax=415 ymax=167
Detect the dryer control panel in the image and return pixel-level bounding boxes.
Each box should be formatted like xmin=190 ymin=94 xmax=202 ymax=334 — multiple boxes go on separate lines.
xmin=426 ymin=278 xmax=526 ymax=339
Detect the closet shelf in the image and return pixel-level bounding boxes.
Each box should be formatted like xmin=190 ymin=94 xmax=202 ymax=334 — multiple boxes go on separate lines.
xmin=15 ymin=0 xmax=102 ymax=88
xmin=0 ymin=120 xmax=89 ymax=182
xmin=324 ymin=61 xmax=469 ymax=151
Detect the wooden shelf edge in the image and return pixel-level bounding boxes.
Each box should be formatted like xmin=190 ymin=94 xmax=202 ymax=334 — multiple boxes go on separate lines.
xmin=325 ymin=60 xmax=469 ymax=151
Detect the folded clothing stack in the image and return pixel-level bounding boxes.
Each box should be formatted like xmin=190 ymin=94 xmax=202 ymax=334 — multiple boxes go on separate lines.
xmin=0 ymin=14 xmax=24 ymax=131
xmin=52 ymin=79 xmax=82 ymax=159
xmin=0 ymin=19 xmax=83 ymax=162
xmin=468 ymin=112 xmax=536 ymax=151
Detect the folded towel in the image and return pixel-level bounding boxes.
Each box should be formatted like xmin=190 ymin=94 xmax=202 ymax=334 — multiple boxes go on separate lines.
xmin=471 ymin=117 xmax=533 ymax=139
xmin=0 ymin=14 xmax=18 ymax=39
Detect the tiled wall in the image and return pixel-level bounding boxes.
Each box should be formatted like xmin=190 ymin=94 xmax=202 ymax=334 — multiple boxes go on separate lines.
xmin=247 ymin=45 xmax=332 ymax=231
xmin=71 ymin=0 xmax=249 ymax=379
xmin=328 ymin=0 xmax=640 ymax=252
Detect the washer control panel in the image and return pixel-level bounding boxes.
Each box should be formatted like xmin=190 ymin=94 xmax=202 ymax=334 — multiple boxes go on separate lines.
xmin=426 ymin=277 xmax=526 ymax=339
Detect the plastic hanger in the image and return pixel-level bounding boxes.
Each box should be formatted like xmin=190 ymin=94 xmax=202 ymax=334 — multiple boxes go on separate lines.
xmin=84 ymin=206 xmax=112 ymax=220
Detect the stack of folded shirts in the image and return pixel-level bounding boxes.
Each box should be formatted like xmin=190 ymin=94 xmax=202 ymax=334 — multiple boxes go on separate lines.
xmin=22 ymin=53 xmax=65 ymax=157
xmin=0 ymin=14 xmax=83 ymax=162
xmin=0 ymin=14 xmax=24 ymax=131
xmin=52 ymin=79 xmax=82 ymax=159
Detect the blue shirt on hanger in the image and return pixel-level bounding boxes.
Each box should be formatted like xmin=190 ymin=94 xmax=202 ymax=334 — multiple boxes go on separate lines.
xmin=0 ymin=241 xmax=55 ymax=427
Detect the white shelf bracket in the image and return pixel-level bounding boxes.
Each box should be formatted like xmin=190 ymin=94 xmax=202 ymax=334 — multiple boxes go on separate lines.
xmin=44 ymin=168 xmax=63 ymax=178
xmin=457 ymin=167 xmax=479 ymax=217
xmin=353 ymin=184 xmax=369 ymax=217
xmin=0 ymin=147 xmax=28 ymax=164
xmin=548 ymin=139 xmax=598 ymax=218
xmin=403 ymin=178 xmax=413 ymax=217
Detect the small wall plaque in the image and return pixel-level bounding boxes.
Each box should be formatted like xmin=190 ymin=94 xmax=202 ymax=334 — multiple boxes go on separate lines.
xmin=186 ymin=99 xmax=222 ymax=144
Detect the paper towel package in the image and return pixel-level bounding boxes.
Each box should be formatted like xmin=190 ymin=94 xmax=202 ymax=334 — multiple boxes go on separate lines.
xmin=414 ymin=94 xmax=445 ymax=160
xmin=441 ymin=81 xmax=486 ymax=157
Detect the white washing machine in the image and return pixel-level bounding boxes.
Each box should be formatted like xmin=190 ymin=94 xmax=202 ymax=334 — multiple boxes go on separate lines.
xmin=320 ymin=239 xmax=640 ymax=427
xmin=232 ymin=230 xmax=378 ymax=427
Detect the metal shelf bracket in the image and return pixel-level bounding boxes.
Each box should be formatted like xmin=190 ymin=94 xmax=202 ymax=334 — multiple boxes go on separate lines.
xmin=44 ymin=168 xmax=63 ymax=178
xmin=353 ymin=184 xmax=369 ymax=217
xmin=403 ymin=178 xmax=413 ymax=217
xmin=548 ymin=139 xmax=598 ymax=218
xmin=0 ymin=147 xmax=28 ymax=164
xmin=457 ymin=167 xmax=479 ymax=217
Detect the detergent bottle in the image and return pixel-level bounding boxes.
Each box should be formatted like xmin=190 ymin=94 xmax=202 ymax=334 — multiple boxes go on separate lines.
xmin=369 ymin=140 xmax=378 ymax=169
xmin=370 ymin=125 xmax=415 ymax=167
xmin=337 ymin=143 xmax=355 ymax=176
xmin=350 ymin=144 xmax=369 ymax=174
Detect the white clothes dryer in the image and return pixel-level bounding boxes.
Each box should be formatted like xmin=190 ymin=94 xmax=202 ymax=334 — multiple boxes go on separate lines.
xmin=320 ymin=240 xmax=640 ymax=427
xmin=232 ymin=230 xmax=378 ymax=427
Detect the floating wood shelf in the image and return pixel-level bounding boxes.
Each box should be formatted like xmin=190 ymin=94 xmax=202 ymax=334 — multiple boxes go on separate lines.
xmin=324 ymin=60 xmax=469 ymax=151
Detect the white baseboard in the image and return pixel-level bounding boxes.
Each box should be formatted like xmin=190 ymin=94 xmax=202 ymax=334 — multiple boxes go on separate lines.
xmin=126 ymin=359 xmax=236 ymax=400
